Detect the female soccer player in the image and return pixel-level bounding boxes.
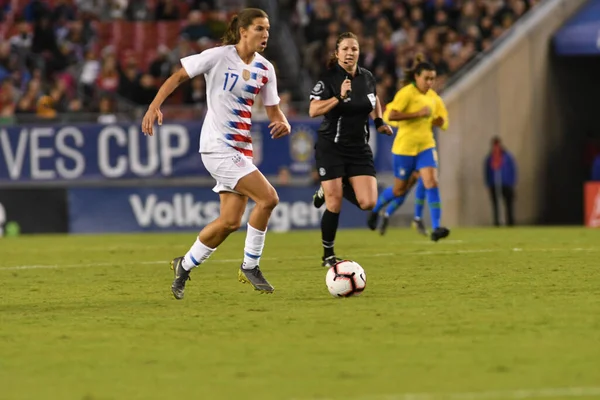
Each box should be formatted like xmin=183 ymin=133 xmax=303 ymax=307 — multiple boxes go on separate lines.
xmin=309 ymin=32 xmax=393 ymax=267
xmin=367 ymin=55 xmax=450 ymax=241
xmin=141 ymin=8 xmax=291 ymax=299
xmin=374 ymin=89 xmax=449 ymax=236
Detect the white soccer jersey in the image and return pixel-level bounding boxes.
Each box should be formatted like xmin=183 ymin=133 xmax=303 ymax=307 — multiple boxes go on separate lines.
xmin=180 ymin=45 xmax=280 ymax=158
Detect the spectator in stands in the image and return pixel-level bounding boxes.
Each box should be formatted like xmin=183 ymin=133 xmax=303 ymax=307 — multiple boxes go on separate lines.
xmin=484 ymin=136 xmax=517 ymax=226
xmin=135 ymin=74 xmax=158 ymax=105
xmin=149 ymin=45 xmax=172 ymax=79
xmin=180 ymin=10 xmax=215 ymax=42
xmin=96 ymin=54 xmax=119 ymax=93
xmin=206 ymin=10 xmax=228 ymax=40
xmin=67 ymin=97 xmax=83 ymax=112
xmin=104 ymin=0 xmax=128 ymax=20
xmin=15 ymin=78 xmax=40 ymax=117
xmin=0 ymin=0 xmax=544 ymax=124
xmin=169 ymin=38 xmax=194 ymax=66
xmin=31 ymin=16 xmax=71 ymax=75
xmin=0 ymin=80 xmax=17 ymax=124
xmin=184 ymin=76 xmax=206 ymax=107
xmin=75 ymin=0 xmax=102 ymax=18
xmin=126 ymin=0 xmax=150 ymax=21
xmin=23 ymin=0 xmax=49 ymax=22
xmin=97 ymin=95 xmax=117 ymax=124
xmin=0 ymin=43 xmax=14 ymax=82
xmin=79 ymin=48 xmax=100 ymax=103
xmin=31 ymin=16 xmax=59 ymax=56
xmin=117 ymin=53 xmax=141 ymax=102
xmin=9 ymin=21 xmax=33 ymax=54
xmin=298 ymin=0 xmax=541 ymax=98
xmin=189 ymin=0 xmax=216 ymax=11
xmin=52 ymin=0 xmax=76 ymax=22
xmin=49 ymin=78 xmax=69 ymax=112
xmin=360 ymin=36 xmax=385 ymax=74
xmin=155 ymin=0 xmax=180 ymax=21
xmin=36 ymin=95 xmax=57 ymax=120
xmin=0 ymin=0 xmax=10 ymax=21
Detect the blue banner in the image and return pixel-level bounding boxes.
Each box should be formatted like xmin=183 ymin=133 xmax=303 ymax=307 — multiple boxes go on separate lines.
xmin=0 ymin=120 xmax=395 ymax=183
xmin=553 ymin=0 xmax=600 ymax=56
xmin=68 ymin=186 xmax=370 ymax=233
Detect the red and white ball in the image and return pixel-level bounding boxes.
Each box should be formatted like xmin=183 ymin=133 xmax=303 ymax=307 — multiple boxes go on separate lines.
xmin=325 ymin=260 xmax=367 ymax=297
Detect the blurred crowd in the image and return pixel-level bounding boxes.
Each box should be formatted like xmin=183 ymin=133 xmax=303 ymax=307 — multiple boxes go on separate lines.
xmin=0 ymin=0 xmax=235 ymax=124
xmin=294 ymin=0 xmax=542 ymax=104
xmin=0 ymin=0 xmax=542 ymax=125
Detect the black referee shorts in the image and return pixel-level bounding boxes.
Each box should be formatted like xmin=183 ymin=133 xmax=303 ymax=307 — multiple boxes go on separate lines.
xmin=314 ymin=139 xmax=376 ymax=182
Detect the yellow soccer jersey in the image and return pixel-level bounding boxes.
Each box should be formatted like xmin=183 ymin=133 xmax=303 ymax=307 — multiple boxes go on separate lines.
xmin=383 ymin=85 xmax=448 ymax=155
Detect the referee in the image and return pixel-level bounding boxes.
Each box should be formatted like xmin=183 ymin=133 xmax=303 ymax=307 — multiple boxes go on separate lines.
xmin=309 ymin=32 xmax=392 ymax=267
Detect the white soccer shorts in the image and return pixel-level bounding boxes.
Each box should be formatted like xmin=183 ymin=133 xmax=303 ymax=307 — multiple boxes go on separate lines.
xmin=201 ymin=152 xmax=257 ymax=194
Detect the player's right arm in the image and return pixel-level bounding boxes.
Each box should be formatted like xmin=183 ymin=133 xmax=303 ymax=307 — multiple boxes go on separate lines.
xmin=142 ymin=68 xmax=190 ymax=136
xmin=308 ymin=75 xmax=351 ymax=118
xmin=142 ymin=48 xmax=219 ymax=136
xmin=385 ymin=87 xmax=430 ymax=122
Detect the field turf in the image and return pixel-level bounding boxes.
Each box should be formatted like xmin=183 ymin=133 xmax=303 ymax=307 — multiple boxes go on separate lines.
xmin=1 ymin=227 xmax=600 ymax=400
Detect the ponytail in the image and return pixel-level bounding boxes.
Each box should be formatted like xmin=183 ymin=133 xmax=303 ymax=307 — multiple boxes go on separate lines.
xmin=402 ymin=53 xmax=435 ymax=87
xmin=221 ymin=15 xmax=240 ymax=45
xmin=326 ymin=52 xmax=338 ymax=69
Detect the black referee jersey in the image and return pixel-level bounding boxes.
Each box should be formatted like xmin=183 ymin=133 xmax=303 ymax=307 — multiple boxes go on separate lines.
xmin=310 ymin=63 xmax=377 ymax=147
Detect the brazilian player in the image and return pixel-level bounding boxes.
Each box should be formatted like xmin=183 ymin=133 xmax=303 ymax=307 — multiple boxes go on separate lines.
xmin=367 ymin=55 xmax=450 ymax=241
xmin=376 ymin=91 xmax=449 ymax=236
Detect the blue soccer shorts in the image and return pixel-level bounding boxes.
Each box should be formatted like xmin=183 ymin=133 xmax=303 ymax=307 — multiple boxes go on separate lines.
xmin=392 ymin=148 xmax=437 ymax=180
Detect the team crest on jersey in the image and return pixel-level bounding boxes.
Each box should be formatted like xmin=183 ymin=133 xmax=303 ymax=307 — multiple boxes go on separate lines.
xmin=242 ymin=69 xmax=251 ymax=81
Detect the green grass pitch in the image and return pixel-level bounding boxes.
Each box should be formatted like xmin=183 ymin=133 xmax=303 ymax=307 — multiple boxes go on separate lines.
xmin=1 ymin=227 xmax=600 ymax=400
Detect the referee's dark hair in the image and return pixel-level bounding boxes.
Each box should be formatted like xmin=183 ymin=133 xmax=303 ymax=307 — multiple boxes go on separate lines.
xmin=402 ymin=53 xmax=435 ymax=87
xmin=327 ymin=32 xmax=359 ymax=68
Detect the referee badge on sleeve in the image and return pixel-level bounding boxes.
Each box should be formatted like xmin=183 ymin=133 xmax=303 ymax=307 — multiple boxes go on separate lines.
xmin=367 ymin=93 xmax=376 ymax=108
xmin=312 ymin=81 xmax=324 ymax=95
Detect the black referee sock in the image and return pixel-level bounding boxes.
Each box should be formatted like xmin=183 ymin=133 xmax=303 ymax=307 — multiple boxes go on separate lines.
xmin=321 ymin=209 xmax=340 ymax=259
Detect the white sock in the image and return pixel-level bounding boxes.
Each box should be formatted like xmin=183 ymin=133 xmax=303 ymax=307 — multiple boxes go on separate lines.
xmin=242 ymin=224 xmax=266 ymax=270
xmin=182 ymin=238 xmax=215 ymax=271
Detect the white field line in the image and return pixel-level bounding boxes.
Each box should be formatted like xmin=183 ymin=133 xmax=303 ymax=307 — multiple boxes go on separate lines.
xmin=0 ymin=247 xmax=597 ymax=271
xmin=293 ymin=386 xmax=600 ymax=400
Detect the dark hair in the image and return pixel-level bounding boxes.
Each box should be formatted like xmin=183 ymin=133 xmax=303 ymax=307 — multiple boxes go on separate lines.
xmin=327 ymin=32 xmax=359 ymax=68
xmin=402 ymin=53 xmax=436 ymax=87
xmin=221 ymin=8 xmax=269 ymax=45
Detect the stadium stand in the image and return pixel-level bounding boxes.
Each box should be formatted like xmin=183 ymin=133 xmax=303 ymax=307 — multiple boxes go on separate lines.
xmin=0 ymin=0 xmax=542 ymax=125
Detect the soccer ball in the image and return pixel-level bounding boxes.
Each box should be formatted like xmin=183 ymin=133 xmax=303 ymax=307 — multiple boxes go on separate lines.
xmin=325 ymin=260 xmax=367 ymax=297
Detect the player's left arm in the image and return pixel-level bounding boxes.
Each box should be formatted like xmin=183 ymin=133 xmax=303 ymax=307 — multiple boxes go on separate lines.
xmin=261 ymin=63 xmax=291 ymax=139
xmin=370 ymin=95 xmax=392 ymax=136
xmin=367 ymin=73 xmax=392 ymax=136
xmin=432 ymin=93 xmax=449 ymax=130
xmin=265 ymin=105 xmax=291 ymax=139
